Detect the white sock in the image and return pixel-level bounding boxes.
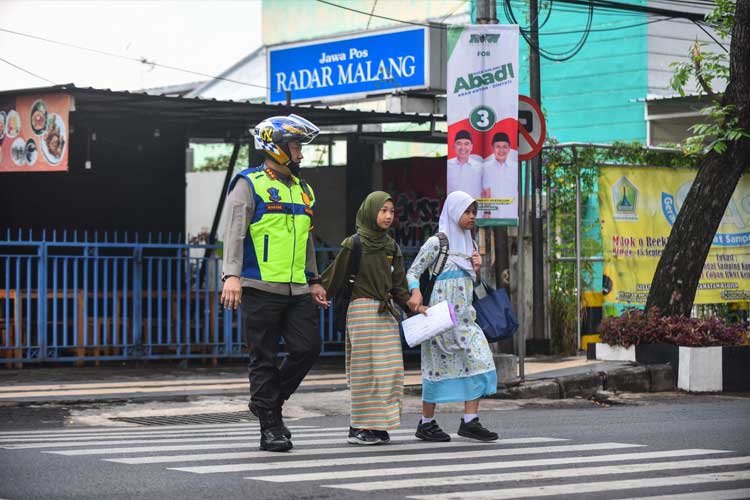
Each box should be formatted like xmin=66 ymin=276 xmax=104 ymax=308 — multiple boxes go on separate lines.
xmin=421 ymin=416 xmax=433 ymax=424
xmin=464 ymin=413 xmax=478 ymax=423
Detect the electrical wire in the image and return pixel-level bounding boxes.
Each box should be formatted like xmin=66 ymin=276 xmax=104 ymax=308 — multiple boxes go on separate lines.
xmin=692 ymin=19 xmax=730 ymax=53
xmin=366 ymin=0 xmax=379 ymax=30
xmin=0 ymin=27 xmax=270 ymax=90
xmin=0 ymin=55 xmax=56 ymax=85
xmin=504 ymin=0 xmax=593 ymax=61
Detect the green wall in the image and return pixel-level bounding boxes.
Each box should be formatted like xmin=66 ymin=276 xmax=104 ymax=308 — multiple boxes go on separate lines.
xmin=477 ymin=0 xmax=648 ymax=143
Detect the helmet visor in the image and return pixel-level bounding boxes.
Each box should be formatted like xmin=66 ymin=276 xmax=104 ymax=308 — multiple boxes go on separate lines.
xmin=287 ymin=114 xmax=320 ymax=144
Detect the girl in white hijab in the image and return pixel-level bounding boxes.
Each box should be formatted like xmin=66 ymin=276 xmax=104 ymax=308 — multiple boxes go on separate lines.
xmin=406 ymin=191 xmax=498 ymax=443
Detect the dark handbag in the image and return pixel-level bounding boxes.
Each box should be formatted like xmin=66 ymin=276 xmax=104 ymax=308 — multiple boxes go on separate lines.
xmin=472 ymin=280 xmax=518 ymax=342
xmin=332 ymin=235 xmax=362 ymax=334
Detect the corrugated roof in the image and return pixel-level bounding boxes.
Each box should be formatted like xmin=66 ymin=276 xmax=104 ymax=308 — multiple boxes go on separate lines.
xmin=0 ymin=84 xmax=445 ymax=139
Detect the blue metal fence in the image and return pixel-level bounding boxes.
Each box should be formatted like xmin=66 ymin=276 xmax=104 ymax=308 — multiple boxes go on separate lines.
xmin=0 ymin=230 xmax=356 ymax=365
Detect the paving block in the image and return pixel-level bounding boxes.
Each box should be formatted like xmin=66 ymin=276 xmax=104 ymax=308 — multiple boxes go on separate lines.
xmin=648 ymin=364 xmax=675 ymax=392
xmin=557 ymin=372 xmax=603 ymax=398
xmin=605 ymin=366 xmax=650 ymax=393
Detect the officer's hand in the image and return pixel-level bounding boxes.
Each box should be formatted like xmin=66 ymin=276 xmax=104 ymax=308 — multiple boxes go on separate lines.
xmin=220 ymin=276 xmax=242 ymax=310
xmin=310 ymin=284 xmax=329 ymax=308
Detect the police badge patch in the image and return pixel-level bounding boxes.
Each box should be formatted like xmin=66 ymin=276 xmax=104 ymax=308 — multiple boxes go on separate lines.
xmin=267 ymin=187 xmax=282 ymax=202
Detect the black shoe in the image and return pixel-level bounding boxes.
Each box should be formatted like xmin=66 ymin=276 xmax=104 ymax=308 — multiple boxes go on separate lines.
xmin=372 ymin=430 xmax=390 ymax=443
xmin=250 ymin=403 xmax=291 ymax=439
xmin=415 ymin=419 xmax=451 ymax=442
xmin=260 ymin=426 xmax=293 ymax=452
xmin=347 ymin=427 xmax=383 ymax=445
xmin=457 ymin=417 xmax=498 ymax=441
xmin=275 ymin=407 xmax=291 ymax=439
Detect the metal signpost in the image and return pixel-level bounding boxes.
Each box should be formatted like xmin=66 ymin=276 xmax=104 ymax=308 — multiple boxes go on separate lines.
xmin=516 ymin=95 xmax=546 ymax=380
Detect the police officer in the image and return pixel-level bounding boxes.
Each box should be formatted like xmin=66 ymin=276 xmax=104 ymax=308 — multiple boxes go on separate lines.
xmin=220 ymin=114 xmax=329 ymax=452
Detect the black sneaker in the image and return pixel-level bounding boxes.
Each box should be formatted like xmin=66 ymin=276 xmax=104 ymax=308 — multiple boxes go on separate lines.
xmin=347 ymin=427 xmax=383 ymax=445
xmin=415 ymin=419 xmax=451 ymax=442
xmin=372 ymin=430 xmax=390 ymax=443
xmin=457 ymin=417 xmax=498 ymax=441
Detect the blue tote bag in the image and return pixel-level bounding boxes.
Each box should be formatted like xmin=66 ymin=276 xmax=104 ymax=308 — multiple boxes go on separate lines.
xmin=472 ymin=280 xmax=519 ymax=342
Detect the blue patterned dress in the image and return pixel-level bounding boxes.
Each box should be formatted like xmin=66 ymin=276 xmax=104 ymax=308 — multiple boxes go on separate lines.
xmin=406 ymin=235 xmax=496 ymax=403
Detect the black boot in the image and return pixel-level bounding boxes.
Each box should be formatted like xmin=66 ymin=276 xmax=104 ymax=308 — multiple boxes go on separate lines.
xmin=249 ymin=403 xmax=290 ymax=439
xmin=275 ymin=407 xmax=292 ymax=439
xmin=255 ymin=407 xmax=293 ymax=452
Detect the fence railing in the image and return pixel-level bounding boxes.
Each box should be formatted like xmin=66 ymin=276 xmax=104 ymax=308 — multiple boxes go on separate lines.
xmin=0 ymin=230 xmax=367 ymax=366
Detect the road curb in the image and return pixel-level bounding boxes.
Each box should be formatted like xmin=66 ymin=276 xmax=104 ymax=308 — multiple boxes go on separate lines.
xmin=406 ymin=363 xmax=675 ymax=400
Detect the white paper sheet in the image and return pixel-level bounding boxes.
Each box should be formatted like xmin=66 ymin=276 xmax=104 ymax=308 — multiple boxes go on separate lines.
xmin=402 ymin=301 xmax=457 ymax=348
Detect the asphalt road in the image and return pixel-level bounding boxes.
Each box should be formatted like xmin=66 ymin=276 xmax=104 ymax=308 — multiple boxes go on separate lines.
xmin=1 ymin=395 xmax=749 ymax=500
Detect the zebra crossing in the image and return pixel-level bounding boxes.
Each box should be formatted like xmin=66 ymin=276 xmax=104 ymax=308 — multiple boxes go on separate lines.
xmin=1 ymin=421 xmax=749 ymax=499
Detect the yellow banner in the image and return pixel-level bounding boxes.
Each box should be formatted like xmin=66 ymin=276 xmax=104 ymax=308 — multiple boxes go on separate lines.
xmin=599 ymin=167 xmax=750 ymax=305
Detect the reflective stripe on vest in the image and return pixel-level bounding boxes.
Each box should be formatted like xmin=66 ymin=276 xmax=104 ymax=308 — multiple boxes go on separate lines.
xmin=230 ymin=166 xmax=315 ymax=284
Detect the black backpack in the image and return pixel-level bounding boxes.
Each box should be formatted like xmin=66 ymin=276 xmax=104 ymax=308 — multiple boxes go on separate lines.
xmin=331 ymin=234 xmax=399 ymax=333
xmin=418 ymin=232 xmax=449 ymax=306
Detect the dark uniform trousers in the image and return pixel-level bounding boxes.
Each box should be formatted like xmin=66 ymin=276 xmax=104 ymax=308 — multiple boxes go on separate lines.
xmin=241 ymin=287 xmax=321 ymax=411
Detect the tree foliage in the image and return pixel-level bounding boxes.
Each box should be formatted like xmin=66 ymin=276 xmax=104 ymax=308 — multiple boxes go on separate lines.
xmin=646 ymin=0 xmax=750 ymax=316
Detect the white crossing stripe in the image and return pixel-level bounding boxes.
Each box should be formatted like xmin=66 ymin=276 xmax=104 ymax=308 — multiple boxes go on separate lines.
xmin=326 ymin=456 xmax=750 ymax=491
xmin=406 ymin=470 xmax=750 ymax=500
xmin=46 ymin=430 xmax=423 ymax=456
xmin=168 ymin=442 xmax=643 ymax=474
xmin=51 ymin=436 xmax=562 ymax=457
xmin=3 ymin=428 xmax=398 ymax=449
xmin=0 ymin=429 xmax=261 ymax=443
xmin=0 ymin=426 xmax=339 ymax=443
xmin=617 ymin=489 xmax=750 ymax=500
xmin=247 ymin=449 xmax=730 ymax=483
xmin=0 ymin=422 xmax=264 ymax=436
xmin=105 ymin=437 xmax=566 ymax=464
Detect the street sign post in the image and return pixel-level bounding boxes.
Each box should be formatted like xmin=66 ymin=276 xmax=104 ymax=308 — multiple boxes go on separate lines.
xmin=518 ymin=95 xmax=546 ymax=161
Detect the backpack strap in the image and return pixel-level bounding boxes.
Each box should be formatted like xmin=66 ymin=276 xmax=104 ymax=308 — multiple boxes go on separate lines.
xmin=431 ymin=232 xmax=450 ymax=278
xmin=349 ymin=234 xmax=362 ymax=282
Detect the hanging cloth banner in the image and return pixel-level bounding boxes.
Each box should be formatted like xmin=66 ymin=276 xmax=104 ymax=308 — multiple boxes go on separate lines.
xmin=600 ymin=167 xmax=750 ymax=305
xmin=446 ymin=24 xmax=519 ymax=227
xmin=0 ymin=93 xmax=71 ymax=173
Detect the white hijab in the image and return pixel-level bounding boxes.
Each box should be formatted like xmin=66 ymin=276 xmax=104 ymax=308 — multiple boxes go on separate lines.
xmin=438 ymin=191 xmax=476 ymax=279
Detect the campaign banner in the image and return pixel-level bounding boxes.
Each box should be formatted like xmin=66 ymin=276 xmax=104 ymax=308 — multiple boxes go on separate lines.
xmin=447 ymin=25 xmax=519 ymax=226
xmin=268 ymin=26 xmax=429 ymax=104
xmin=0 ymin=93 xmax=70 ymax=173
xmin=600 ymin=167 xmax=750 ymax=305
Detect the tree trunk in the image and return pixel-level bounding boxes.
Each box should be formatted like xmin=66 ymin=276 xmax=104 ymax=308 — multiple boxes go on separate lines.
xmin=646 ymin=1 xmax=750 ymax=316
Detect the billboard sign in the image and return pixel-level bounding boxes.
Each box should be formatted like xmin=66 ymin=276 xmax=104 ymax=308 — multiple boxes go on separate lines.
xmin=0 ymin=93 xmax=71 ymax=173
xmin=268 ymin=26 xmax=435 ymax=104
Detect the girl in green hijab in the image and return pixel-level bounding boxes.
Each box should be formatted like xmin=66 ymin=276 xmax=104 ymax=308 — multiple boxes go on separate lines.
xmin=322 ymin=191 xmax=410 ymax=445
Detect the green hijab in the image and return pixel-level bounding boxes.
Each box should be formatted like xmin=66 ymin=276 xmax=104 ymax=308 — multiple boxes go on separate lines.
xmin=356 ymin=191 xmax=393 ymax=253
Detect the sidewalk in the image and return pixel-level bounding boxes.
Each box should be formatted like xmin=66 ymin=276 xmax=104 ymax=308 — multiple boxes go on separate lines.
xmin=0 ymin=355 xmax=661 ymax=404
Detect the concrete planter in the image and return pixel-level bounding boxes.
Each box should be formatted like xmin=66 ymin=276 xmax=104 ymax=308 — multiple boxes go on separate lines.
xmin=633 ymin=343 xmax=750 ymax=393
xmin=677 ymin=346 xmax=723 ymax=392
xmin=588 ymin=343 xmax=636 ymax=362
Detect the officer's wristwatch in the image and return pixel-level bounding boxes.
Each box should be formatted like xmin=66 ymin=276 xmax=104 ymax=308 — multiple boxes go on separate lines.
xmin=308 ymin=275 xmax=323 ymax=285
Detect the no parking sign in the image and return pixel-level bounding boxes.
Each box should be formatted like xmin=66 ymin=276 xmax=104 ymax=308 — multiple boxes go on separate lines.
xmin=518 ymin=95 xmax=546 ymax=161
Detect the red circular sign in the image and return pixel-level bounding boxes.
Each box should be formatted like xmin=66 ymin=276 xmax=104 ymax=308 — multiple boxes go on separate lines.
xmin=518 ymin=95 xmax=546 ymax=161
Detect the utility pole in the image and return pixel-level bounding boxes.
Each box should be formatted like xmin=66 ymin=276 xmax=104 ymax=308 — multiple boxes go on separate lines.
xmin=529 ymin=0 xmax=547 ymax=353
xmin=475 ymin=0 xmax=497 ymax=23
